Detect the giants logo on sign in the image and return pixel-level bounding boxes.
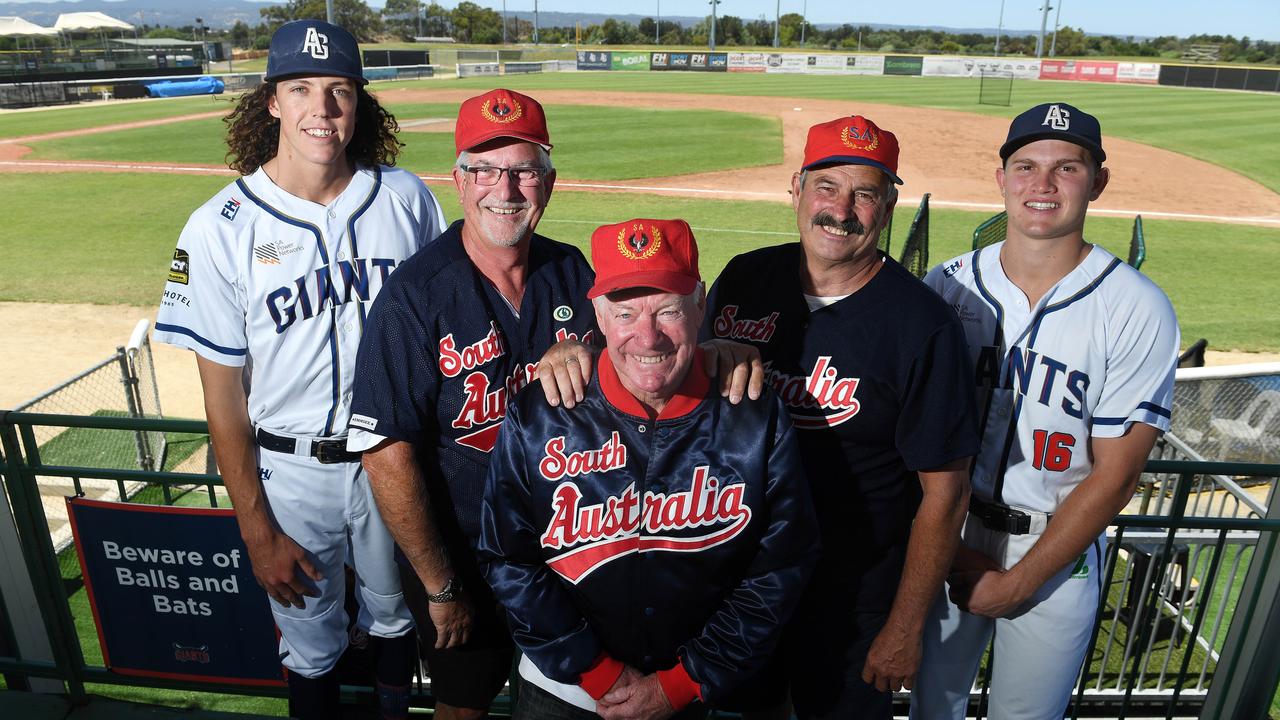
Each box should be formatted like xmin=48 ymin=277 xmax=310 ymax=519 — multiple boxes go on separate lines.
xmin=540 ymin=467 xmax=751 ymax=583
xmin=302 ymin=27 xmax=329 ymax=59
xmin=764 ymin=357 xmax=862 ymax=429
xmin=1042 ymin=104 xmax=1070 ymax=130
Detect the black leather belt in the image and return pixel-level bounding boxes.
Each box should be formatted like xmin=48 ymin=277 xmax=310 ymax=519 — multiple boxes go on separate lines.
xmin=256 ymin=428 xmax=361 ymax=464
xmin=969 ymin=495 xmax=1051 ymax=535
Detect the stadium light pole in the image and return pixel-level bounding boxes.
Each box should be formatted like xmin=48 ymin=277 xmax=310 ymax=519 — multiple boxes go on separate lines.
xmin=325 ymin=0 xmax=334 ymax=25
xmin=773 ymin=0 xmax=780 ymax=47
xmin=800 ymin=0 xmax=808 ymax=45
xmin=709 ymin=0 xmax=720 ymax=51
xmin=994 ymin=0 xmax=1005 ymax=56
xmin=501 ymin=0 xmax=507 ymax=44
xmin=1049 ymin=0 xmax=1063 ymax=57
xmin=1036 ymin=1 xmax=1052 ymax=58
xmin=657 ymin=0 xmax=661 ymax=44
xmin=533 ymin=0 xmax=539 ymax=44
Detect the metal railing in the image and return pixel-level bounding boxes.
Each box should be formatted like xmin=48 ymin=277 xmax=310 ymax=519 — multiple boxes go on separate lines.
xmin=2 ymin=411 xmax=1278 ymax=718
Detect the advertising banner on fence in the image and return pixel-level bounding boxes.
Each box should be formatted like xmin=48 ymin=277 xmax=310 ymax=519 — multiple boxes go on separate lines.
xmin=458 ymin=62 xmax=499 ymax=77
xmin=764 ymin=53 xmax=811 ymax=74
xmin=688 ymin=52 xmax=728 ymax=71
xmin=576 ymin=50 xmax=612 ymax=71
xmin=651 ymin=52 xmax=715 ymax=71
xmin=1116 ymin=62 xmax=1160 ymax=84
xmin=69 ymin=498 xmax=282 ymax=685
xmin=1039 ymin=59 xmax=1118 ymax=83
xmin=884 ymin=55 xmax=924 ymax=76
xmin=611 ymin=51 xmax=650 ymax=71
xmin=727 ymin=52 xmax=767 ymax=72
xmin=922 ymin=56 xmax=1041 ymax=79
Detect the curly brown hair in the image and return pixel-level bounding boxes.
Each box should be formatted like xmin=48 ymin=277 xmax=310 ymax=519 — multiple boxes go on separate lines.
xmin=224 ymin=82 xmax=404 ymax=176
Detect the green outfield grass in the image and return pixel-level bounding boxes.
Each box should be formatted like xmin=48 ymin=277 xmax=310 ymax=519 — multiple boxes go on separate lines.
xmin=1 ymin=172 xmax=1275 ymax=352
xmin=4 ymin=71 xmax=1279 ymax=194
xmin=0 ymin=96 xmax=228 ymax=140
xmin=21 ymin=103 xmax=782 ymax=182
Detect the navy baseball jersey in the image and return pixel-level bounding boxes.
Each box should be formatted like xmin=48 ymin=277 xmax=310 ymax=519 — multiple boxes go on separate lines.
xmin=348 ymin=221 xmax=597 ymax=545
xmin=477 ymin=350 xmax=820 ymax=704
xmin=705 ymin=244 xmax=979 ymax=610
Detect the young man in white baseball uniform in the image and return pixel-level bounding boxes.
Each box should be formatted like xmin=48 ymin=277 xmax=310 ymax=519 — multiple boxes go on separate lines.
xmin=154 ymin=20 xmax=445 ymax=720
xmin=911 ymin=103 xmax=1180 ymax=720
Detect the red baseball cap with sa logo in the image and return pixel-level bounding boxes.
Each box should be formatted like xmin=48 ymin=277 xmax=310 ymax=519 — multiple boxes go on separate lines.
xmin=587 ymin=219 xmax=701 ymax=299
xmin=801 ymin=115 xmax=903 ymax=185
xmin=454 ymin=88 xmax=553 ymax=155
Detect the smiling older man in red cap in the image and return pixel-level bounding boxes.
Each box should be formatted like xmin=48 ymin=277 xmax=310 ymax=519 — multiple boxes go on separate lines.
xmin=476 ymin=218 xmax=819 ymax=720
xmin=703 ymin=116 xmax=980 ymax=719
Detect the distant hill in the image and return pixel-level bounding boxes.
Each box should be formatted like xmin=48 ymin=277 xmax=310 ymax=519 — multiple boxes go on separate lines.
xmin=0 ymin=0 xmax=1070 ymax=37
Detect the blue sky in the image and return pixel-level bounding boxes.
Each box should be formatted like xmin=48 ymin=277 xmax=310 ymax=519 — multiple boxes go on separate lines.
xmin=392 ymin=1 xmax=1279 ymax=42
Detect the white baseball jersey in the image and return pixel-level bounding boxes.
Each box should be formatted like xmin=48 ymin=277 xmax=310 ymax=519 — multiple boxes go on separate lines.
xmin=924 ymin=241 xmax=1179 ymax=513
xmin=155 ymin=165 xmax=446 ymax=436
xmin=914 ymin=241 xmax=1180 ymax=720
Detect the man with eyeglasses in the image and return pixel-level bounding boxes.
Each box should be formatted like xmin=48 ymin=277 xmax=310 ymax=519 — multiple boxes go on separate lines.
xmin=702 ymin=115 xmax=979 ymax=719
xmin=346 ymin=88 xmax=597 ymax=719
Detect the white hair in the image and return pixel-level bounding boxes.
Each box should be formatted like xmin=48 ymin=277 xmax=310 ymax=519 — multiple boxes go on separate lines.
xmin=591 ymin=281 xmax=705 ymax=311
xmin=455 ymin=145 xmax=554 ymax=171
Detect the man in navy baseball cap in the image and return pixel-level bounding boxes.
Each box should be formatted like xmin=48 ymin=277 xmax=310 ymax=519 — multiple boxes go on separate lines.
xmin=266 ymin=19 xmax=366 ymax=84
xmin=999 ymin=101 xmax=1106 ymax=166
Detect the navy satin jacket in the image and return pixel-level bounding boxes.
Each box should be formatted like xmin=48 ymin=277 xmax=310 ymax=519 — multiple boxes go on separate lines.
xmin=476 ymin=350 xmax=820 ymax=703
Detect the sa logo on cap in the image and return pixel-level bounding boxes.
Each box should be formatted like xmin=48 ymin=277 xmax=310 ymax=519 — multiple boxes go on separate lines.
xmin=617 ymin=223 xmax=662 ymax=260
xmin=841 ymin=124 xmax=880 ymax=152
xmin=302 ymin=27 xmax=329 ymax=60
xmin=1042 ymin=104 xmax=1070 ymax=130
xmin=481 ymin=97 xmax=523 ymax=124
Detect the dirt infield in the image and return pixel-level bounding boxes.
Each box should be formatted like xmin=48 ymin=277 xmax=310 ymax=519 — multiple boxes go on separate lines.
xmin=2 ymin=88 xmax=1278 ymax=225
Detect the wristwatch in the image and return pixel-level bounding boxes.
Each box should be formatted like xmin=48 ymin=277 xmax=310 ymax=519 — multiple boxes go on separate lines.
xmin=427 ymin=576 xmax=460 ymax=604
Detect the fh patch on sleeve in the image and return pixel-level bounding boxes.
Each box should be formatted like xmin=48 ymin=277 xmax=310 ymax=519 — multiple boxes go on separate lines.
xmin=350 ymin=414 xmax=378 ymax=432
xmin=168 ymin=248 xmax=190 ymax=285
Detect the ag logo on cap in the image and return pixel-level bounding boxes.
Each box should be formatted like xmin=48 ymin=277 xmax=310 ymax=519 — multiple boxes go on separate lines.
xmin=302 ymin=27 xmax=329 ymax=60
xmin=841 ymin=123 xmax=880 ymax=152
xmin=617 ymin=223 xmax=662 ymax=260
xmin=481 ymin=97 xmax=523 ymax=124
xmin=1042 ymin=104 xmax=1070 ymax=130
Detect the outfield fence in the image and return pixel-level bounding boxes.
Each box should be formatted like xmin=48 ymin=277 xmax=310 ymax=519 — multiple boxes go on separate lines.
xmin=1 ymin=409 xmax=1278 ymax=717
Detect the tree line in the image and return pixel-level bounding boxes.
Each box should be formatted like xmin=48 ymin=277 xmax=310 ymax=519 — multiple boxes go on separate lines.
xmin=4 ymin=0 xmax=1275 ymax=65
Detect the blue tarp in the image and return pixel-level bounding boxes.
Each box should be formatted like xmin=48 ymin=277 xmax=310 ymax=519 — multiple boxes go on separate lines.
xmin=146 ymin=76 xmax=224 ymax=98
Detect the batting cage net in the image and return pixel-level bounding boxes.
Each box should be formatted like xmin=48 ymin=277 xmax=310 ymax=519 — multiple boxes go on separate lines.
xmin=972 ymin=210 xmax=1007 ymax=251
xmin=898 ymin=193 xmax=931 ymax=278
xmin=1130 ymin=215 xmax=1147 ymax=270
xmin=979 ymin=70 xmax=1013 ymax=107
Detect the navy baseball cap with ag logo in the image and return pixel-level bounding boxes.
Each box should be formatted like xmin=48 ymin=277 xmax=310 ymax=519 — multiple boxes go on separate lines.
xmin=1000 ymin=102 xmax=1105 ymax=165
xmin=265 ymin=19 xmax=366 ymax=85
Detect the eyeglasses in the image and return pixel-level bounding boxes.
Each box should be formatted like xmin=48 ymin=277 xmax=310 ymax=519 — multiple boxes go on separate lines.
xmin=459 ymin=164 xmax=548 ymax=187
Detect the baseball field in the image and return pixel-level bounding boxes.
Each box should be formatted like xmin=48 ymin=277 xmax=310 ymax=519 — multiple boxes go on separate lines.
xmin=2 ymin=70 xmax=1279 ymax=416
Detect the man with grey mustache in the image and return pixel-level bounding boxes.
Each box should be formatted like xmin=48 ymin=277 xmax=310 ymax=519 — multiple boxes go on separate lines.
xmin=701 ymin=115 xmax=980 ymax=720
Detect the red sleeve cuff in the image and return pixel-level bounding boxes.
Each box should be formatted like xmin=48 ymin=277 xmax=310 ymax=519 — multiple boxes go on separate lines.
xmin=578 ymin=654 xmax=625 ymax=701
xmin=656 ymin=660 xmax=702 ymax=710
